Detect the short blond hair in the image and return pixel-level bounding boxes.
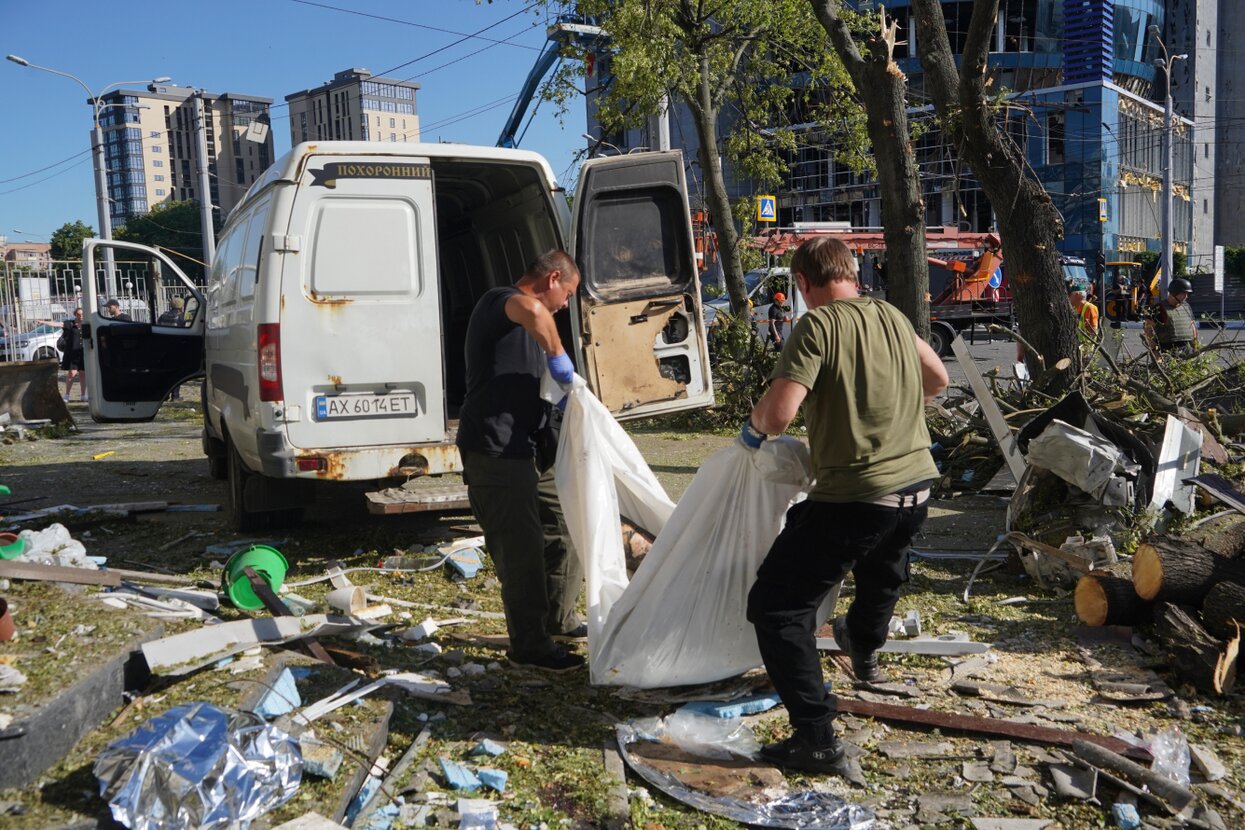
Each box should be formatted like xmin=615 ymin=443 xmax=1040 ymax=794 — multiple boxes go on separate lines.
xmin=791 ymin=237 xmax=858 ymax=288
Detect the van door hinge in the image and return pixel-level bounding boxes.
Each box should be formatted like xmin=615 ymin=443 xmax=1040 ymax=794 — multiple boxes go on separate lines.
xmin=273 ymin=234 xmax=301 ymax=253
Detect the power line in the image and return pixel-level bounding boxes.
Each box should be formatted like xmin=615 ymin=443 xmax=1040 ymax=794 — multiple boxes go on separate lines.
xmin=0 ymin=157 xmax=91 ymax=197
xmin=0 ymin=148 xmax=93 ymax=185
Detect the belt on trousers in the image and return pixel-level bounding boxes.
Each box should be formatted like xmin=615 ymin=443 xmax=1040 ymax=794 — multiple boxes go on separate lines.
xmin=865 ymin=488 xmax=931 ymax=508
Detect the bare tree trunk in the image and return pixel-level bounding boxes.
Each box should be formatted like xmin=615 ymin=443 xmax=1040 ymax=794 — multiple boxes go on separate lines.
xmin=686 ymin=55 xmax=748 ymax=317
xmin=810 ymin=2 xmax=930 ymax=339
xmin=910 ymin=0 xmax=1078 ymax=385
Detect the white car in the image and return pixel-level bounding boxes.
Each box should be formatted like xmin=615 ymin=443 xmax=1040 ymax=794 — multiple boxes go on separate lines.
xmin=0 ymin=323 xmax=64 ymax=363
xmin=702 ymin=267 xmax=798 ymax=340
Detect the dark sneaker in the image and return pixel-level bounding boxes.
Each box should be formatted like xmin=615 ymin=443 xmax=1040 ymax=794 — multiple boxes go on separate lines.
xmin=551 ymin=623 xmax=588 ymax=643
xmin=832 ymin=616 xmax=882 ymax=684
xmin=508 ymin=646 xmax=585 ymax=673
xmin=759 ymin=734 xmax=846 ymax=774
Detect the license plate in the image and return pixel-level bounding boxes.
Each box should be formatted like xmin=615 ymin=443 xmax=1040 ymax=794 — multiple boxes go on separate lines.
xmin=315 ymin=393 xmax=418 ymax=420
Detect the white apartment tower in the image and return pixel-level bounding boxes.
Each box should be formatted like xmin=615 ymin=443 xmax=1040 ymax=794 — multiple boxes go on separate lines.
xmin=285 ymin=68 xmax=421 ymax=145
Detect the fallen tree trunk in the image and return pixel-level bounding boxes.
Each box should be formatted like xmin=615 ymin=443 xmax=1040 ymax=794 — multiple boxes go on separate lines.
xmin=1075 ymin=573 xmax=1152 ymax=626
xmin=1132 ymin=535 xmax=1245 ymax=604
xmin=1202 ymin=581 xmax=1245 ymax=640
xmin=1153 ymin=602 xmax=1239 ymax=695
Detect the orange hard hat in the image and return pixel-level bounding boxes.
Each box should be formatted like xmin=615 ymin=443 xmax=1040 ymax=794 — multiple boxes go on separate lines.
xmin=773 ymin=292 xmax=786 ymax=303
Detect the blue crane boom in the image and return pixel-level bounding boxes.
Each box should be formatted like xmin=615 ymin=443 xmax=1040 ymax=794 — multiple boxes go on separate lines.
xmin=497 ymin=20 xmax=604 ymax=149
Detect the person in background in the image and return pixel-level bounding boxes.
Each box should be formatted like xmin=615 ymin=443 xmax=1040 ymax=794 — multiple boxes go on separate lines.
xmin=767 ymin=291 xmax=791 ymax=351
xmin=1068 ymin=285 xmax=1099 ymax=341
xmin=740 ymin=237 xmax=947 ymax=775
xmin=1144 ymin=277 xmax=1198 ymax=357
xmin=157 ymin=296 xmax=186 ymax=327
xmin=59 ymin=308 xmax=87 ymax=402
xmin=105 ymin=299 xmax=132 ymax=322
xmin=455 ymin=250 xmax=587 ymax=673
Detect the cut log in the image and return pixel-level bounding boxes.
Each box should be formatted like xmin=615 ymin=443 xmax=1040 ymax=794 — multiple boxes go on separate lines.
xmin=1193 ymin=514 xmax=1245 ymax=559
xmin=1132 ymin=535 xmax=1245 ymax=604
xmin=1074 ymin=574 xmax=1152 ymax=626
xmin=1202 ymin=581 xmax=1245 ymax=640
xmin=1153 ymin=602 xmax=1239 ymax=695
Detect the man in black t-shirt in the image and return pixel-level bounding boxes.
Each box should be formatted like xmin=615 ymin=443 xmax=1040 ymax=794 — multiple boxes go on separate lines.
xmin=456 ymin=250 xmax=586 ymax=673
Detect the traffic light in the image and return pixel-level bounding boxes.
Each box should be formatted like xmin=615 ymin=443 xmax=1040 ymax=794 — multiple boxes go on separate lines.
xmin=1095 ymin=253 xmax=1106 ymax=276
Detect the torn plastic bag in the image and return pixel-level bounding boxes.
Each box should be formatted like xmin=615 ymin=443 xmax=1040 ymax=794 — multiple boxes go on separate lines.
xmin=555 ymin=377 xmax=813 ymax=687
xmin=95 ymin=701 xmax=302 ymax=830
xmin=617 ymin=718 xmax=873 ymax=829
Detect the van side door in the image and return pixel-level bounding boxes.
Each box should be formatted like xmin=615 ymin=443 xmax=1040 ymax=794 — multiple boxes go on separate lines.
xmin=82 ymin=239 xmax=205 ymax=422
xmin=571 ymin=151 xmax=713 ymax=418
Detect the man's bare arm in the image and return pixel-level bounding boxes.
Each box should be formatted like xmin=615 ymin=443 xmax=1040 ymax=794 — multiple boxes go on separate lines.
xmin=914 ymin=335 xmax=949 ymax=401
xmin=750 ymin=378 xmax=809 ymax=436
xmin=504 ymin=293 xmax=564 ymax=355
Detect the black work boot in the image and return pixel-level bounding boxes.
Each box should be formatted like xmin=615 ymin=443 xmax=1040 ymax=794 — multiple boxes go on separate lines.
xmin=759 ymin=732 xmax=846 ymax=774
xmin=832 ymin=615 xmax=882 ymax=683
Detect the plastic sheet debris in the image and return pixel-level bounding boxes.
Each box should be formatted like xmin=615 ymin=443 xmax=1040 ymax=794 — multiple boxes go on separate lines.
xmin=95 ymin=702 xmax=301 ymax=830
xmin=12 ymin=523 xmax=91 ymax=568
xmin=616 ymin=718 xmax=873 ymax=829
xmin=457 ymin=798 xmax=498 ymax=829
xmin=680 ymin=691 xmax=783 ymax=720
xmin=657 ymin=709 xmax=761 ymax=760
xmin=439 ymin=758 xmax=481 ymax=791
xmin=252 ymin=667 xmax=301 ymax=719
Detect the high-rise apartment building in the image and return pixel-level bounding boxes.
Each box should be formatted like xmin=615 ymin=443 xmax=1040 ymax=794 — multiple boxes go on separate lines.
xmin=285 ymin=68 xmax=421 ymax=145
xmin=95 ymin=84 xmax=274 ymax=230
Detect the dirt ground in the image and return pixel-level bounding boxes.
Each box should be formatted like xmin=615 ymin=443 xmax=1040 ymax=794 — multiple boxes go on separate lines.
xmin=2 ymin=399 xmax=1243 ymax=830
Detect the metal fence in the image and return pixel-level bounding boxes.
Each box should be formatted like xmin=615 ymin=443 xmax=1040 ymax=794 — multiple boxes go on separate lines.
xmin=0 ymin=259 xmax=202 ymax=361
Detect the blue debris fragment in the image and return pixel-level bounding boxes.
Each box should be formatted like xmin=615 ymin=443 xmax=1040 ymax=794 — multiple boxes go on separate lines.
xmin=470 ymin=738 xmax=507 ymax=757
xmin=345 ymin=774 xmax=383 ymax=826
xmin=477 ymin=768 xmax=508 ymax=793
xmin=446 ymin=546 xmax=483 ymax=579
xmin=680 ymin=692 xmax=783 ymax=720
xmin=1111 ymin=802 xmax=1141 ymax=830
xmin=438 ymin=757 xmax=482 ymax=791
xmin=253 ymin=667 xmax=301 ymax=718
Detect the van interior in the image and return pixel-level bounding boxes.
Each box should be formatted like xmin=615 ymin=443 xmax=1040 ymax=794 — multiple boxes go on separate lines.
xmin=431 ymin=158 xmax=564 ymax=416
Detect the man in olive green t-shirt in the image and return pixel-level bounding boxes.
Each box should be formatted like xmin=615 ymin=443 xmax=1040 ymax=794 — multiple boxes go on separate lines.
xmin=741 ymin=237 xmax=948 ymax=776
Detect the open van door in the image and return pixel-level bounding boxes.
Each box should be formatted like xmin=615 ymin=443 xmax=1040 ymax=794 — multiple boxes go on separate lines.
xmin=82 ymin=239 xmax=205 ymax=422
xmin=571 ymin=151 xmax=713 ymax=418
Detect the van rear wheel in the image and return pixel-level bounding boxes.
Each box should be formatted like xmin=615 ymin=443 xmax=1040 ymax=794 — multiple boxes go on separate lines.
xmin=228 ymin=442 xmax=267 ymax=532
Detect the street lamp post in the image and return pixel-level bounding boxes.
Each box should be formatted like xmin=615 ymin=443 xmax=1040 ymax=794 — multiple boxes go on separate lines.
xmin=6 ymin=55 xmax=169 ymax=298
xmin=1148 ymin=26 xmax=1187 ymax=297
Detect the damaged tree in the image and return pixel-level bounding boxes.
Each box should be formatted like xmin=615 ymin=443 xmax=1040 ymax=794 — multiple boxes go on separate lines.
xmin=1074 ymin=573 xmax=1152 ymax=627
xmin=1154 ymin=602 xmax=1239 ymax=695
xmin=1133 ymin=535 xmax=1245 ymax=605
xmin=808 ymin=1 xmax=929 ymax=338
xmin=910 ymin=0 xmax=1078 ymax=385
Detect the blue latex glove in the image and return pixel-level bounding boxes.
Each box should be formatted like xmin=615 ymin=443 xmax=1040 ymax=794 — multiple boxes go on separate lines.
xmin=739 ymin=419 xmax=766 ymax=450
xmin=547 ymin=352 xmax=574 ymax=385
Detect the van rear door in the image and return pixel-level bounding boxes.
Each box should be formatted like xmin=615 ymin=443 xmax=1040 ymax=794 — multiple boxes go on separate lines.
xmin=571 ymin=151 xmax=713 ymax=417
xmin=82 ymin=239 xmax=205 ymax=422
xmin=280 ymin=155 xmax=445 ymax=451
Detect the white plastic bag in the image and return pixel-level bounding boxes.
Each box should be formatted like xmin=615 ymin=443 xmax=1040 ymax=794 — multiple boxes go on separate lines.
xmin=555 ymin=378 xmax=812 ymax=687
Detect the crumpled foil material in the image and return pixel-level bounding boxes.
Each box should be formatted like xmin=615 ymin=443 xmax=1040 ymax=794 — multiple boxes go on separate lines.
xmin=95 ymin=701 xmax=302 ymax=830
xmin=617 ymin=719 xmax=874 ymax=830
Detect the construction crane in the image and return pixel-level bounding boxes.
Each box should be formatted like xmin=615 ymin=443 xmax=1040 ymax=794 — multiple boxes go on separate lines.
xmin=497 ymin=19 xmax=605 ymax=149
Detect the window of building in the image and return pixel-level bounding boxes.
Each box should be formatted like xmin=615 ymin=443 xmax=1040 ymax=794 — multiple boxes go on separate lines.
xmin=1046 ymin=113 xmax=1065 ymax=165
xmin=151 ymin=145 xmax=161 ymax=152
xmin=153 ymin=159 xmax=163 ymax=167
xmin=155 ymin=189 xmax=166 ymax=196
xmin=390 ymin=132 xmax=396 ymax=142
xmin=154 ymin=175 xmax=164 ymax=181
xmin=389 ymin=117 xmax=395 ymax=128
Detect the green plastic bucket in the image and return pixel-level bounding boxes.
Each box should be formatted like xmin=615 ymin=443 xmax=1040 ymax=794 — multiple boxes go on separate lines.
xmin=221 ymin=545 xmax=289 ymax=610
xmin=0 ymin=533 xmax=25 ymax=561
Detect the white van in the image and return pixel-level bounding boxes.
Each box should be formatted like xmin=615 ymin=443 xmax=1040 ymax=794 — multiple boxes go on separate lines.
xmin=82 ymin=143 xmax=713 ymax=528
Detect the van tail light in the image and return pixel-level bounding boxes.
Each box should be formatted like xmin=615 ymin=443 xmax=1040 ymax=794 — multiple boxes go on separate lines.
xmin=258 ymin=323 xmax=282 ymax=402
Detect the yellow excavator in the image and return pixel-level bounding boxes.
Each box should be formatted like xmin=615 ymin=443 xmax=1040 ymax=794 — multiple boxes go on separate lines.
xmin=1104 ymin=260 xmax=1161 ymax=323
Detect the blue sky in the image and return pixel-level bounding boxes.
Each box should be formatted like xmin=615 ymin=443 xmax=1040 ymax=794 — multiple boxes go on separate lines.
xmin=1 ymin=0 xmax=586 ymax=246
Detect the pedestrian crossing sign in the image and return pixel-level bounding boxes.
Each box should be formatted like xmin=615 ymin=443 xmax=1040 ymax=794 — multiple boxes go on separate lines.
xmin=757 ymin=195 xmax=777 ymax=222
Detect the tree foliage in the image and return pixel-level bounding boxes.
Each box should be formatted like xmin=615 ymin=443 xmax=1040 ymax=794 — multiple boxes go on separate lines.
xmin=49 ymin=220 xmax=95 ymax=261
xmin=543 ymin=0 xmax=857 ymax=317
xmin=115 ymin=200 xmax=211 ymax=281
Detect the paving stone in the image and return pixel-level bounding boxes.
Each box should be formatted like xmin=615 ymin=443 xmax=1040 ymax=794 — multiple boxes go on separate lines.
xmin=962 ymin=762 xmax=994 ymax=783
xmin=879 ymin=740 xmax=956 ymax=759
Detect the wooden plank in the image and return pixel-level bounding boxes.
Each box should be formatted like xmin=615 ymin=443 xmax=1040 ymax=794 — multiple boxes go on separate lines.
xmin=950 ymin=335 xmax=1027 ymax=482
xmin=833 ymin=698 xmax=1151 ymax=761
xmin=0 ymin=561 xmax=122 ymax=587
xmin=365 ymin=484 xmax=471 ymax=515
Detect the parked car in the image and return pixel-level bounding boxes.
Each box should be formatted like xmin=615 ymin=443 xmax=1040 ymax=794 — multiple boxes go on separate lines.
xmin=0 ymin=323 xmax=64 ymax=363
xmin=702 ymin=267 xmax=797 ymax=340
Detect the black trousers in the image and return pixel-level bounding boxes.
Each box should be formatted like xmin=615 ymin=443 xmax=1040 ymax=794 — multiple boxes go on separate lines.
xmin=747 ymin=498 xmax=928 ymax=744
xmin=462 ymin=451 xmax=583 ymax=661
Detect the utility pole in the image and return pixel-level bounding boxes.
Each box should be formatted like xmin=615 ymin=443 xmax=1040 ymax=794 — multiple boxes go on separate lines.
xmin=193 ymin=92 xmax=217 ymax=269
xmin=1149 ymin=25 xmax=1187 ymax=297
